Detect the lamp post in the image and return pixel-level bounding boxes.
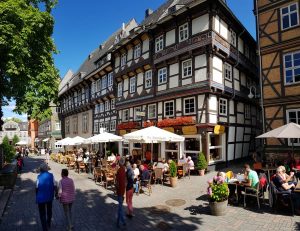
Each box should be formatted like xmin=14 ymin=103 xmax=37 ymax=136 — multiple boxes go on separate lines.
xmin=248 ymin=86 xmax=259 ymax=99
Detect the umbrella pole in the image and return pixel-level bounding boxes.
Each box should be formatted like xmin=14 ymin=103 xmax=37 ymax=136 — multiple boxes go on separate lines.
xmin=105 ymin=142 xmax=107 ymax=159
xmin=292 ymin=140 xmax=294 ymax=159
xmin=151 ymin=142 xmax=153 ymax=163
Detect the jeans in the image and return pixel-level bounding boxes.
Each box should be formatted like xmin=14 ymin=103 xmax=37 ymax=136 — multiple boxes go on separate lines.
xmin=126 ymin=188 xmax=133 ymax=215
xmin=38 ymin=201 xmax=53 ymax=231
xmin=63 ymin=203 xmax=73 ymax=229
xmin=117 ymin=196 xmax=125 ymax=225
xmin=134 ymin=181 xmax=139 ymax=193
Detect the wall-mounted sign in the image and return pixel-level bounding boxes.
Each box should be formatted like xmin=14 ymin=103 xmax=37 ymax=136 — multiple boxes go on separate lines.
xmin=214 ymin=125 xmax=225 ymax=135
xmin=136 ymin=111 xmax=145 ymax=117
xmin=119 ymin=130 xmax=126 ymax=136
xmin=182 ymin=126 xmax=197 ymax=135
xmin=163 ymin=127 xmax=175 ymax=133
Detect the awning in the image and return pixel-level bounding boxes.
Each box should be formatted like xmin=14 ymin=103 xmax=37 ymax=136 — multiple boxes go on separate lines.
xmin=34 ymin=138 xmax=40 ymax=142
xmin=42 ymin=138 xmax=50 ymax=142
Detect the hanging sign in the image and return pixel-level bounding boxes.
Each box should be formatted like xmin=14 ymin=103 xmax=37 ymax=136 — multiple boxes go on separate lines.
xmin=214 ymin=125 xmax=225 ymax=135
xmin=182 ymin=126 xmax=197 ymax=135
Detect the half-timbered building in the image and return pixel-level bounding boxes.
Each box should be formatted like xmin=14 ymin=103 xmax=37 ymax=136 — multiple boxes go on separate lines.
xmin=255 ymin=0 xmax=300 ymax=157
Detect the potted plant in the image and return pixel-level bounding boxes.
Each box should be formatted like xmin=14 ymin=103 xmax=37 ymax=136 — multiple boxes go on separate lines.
xmin=169 ymin=160 xmax=177 ymax=187
xmin=196 ymin=152 xmax=208 ymax=176
xmin=207 ymin=175 xmax=229 ymax=216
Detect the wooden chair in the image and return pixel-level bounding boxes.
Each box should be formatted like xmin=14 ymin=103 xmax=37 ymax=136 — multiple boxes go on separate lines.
xmin=139 ymin=171 xmax=153 ymax=196
xmin=79 ymin=161 xmax=86 ymax=173
xmin=66 ymin=157 xmax=75 ymax=170
xmin=154 ymin=168 xmax=164 ymax=185
xmin=243 ymin=176 xmax=266 ymax=209
xmin=102 ymin=170 xmax=115 ymax=189
xmin=93 ymin=167 xmax=102 ymax=183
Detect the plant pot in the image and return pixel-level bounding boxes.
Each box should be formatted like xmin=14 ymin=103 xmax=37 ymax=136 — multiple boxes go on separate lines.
xmin=170 ymin=177 xmax=177 ymax=187
xmin=209 ymin=199 xmax=228 ymax=216
xmin=198 ymin=169 xmax=205 ymax=176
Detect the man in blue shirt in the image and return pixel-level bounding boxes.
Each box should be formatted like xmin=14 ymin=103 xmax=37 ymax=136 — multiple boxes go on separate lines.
xmin=36 ymin=163 xmax=57 ymax=231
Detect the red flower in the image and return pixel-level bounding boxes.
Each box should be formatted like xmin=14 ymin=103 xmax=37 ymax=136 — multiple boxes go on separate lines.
xmin=157 ymin=116 xmax=195 ymax=127
xmin=117 ymin=121 xmax=140 ymax=130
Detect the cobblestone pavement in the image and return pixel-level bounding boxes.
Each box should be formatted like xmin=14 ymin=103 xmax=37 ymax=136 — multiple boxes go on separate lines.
xmin=0 ymin=156 xmax=299 ymax=231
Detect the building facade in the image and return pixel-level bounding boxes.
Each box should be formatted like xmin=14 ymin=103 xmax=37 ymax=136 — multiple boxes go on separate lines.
xmin=0 ymin=121 xmax=30 ymax=145
xmin=255 ymin=0 xmax=300 ymax=155
xmin=59 ymin=0 xmax=260 ymax=166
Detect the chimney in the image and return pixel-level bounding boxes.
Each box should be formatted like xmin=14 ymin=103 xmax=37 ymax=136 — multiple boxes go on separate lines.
xmin=122 ymin=22 xmax=125 ymax=31
xmin=145 ymin=8 xmax=153 ymax=18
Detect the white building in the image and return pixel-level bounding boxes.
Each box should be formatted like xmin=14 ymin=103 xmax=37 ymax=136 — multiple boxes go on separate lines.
xmin=0 ymin=121 xmax=30 ymax=145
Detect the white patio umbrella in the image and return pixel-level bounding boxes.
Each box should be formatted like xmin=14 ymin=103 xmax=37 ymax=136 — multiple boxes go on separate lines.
xmin=55 ymin=137 xmax=72 ymax=146
xmin=256 ymin=122 xmax=300 ymax=156
xmin=69 ymin=136 xmax=87 ymax=145
xmin=123 ymin=126 xmax=185 ymax=161
xmin=15 ymin=140 xmax=27 ymax=146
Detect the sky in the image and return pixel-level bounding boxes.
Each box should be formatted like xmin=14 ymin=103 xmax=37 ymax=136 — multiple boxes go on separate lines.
xmin=2 ymin=0 xmax=256 ymax=121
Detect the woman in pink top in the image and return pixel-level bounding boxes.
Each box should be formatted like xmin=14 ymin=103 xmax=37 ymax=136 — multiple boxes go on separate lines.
xmin=58 ymin=169 xmax=75 ymax=231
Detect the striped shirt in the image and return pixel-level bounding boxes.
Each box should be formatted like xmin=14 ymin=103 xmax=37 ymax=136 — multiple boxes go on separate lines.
xmin=58 ymin=177 xmax=75 ymax=204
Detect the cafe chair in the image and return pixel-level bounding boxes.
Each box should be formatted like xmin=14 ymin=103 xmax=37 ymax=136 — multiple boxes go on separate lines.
xmin=243 ymin=176 xmax=266 ymax=209
xmin=182 ymin=163 xmax=190 ymax=179
xmin=102 ymin=170 xmax=115 ymax=190
xmin=93 ymin=167 xmax=102 ymax=184
xmin=139 ymin=171 xmax=153 ymax=196
xmin=154 ymin=168 xmax=164 ymax=185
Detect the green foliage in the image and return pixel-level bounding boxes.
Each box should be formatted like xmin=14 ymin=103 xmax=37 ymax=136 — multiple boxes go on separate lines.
xmin=4 ymin=117 xmax=23 ymax=123
xmin=207 ymin=176 xmax=229 ymax=202
xmin=1 ymin=135 xmax=15 ymax=163
xmin=196 ymin=152 xmax=208 ymax=170
xmin=12 ymin=135 xmax=20 ymax=145
xmin=0 ymin=0 xmax=59 ymax=122
xmin=169 ymin=160 xmax=177 ymax=177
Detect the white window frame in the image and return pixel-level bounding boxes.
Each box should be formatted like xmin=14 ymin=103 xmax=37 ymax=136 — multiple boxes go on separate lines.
xmin=94 ymin=122 xmax=99 ymax=133
xmin=245 ymin=104 xmax=251 ymax=119
xmin=121 ymin=53 xmax=127 ymax=67
xmin=95 ymin=104 xmax=99 ymax=114
xmin=117 ymin=82 xmax=123 ymax=97
xmin=111 ymin=98 xmax=115 ymax=110
xmin=145 ymin=70 xmax=152 ymax=88
xmin=82 ymin=114 xmax=88 ymax=133
xmin=134 ymin=107 xmax=142 ymax=121
xmin=155 ymin=35 xmax=164 ymax=53
xmin=182 ymin=59 xmax=192 ymax=78
xmin=286 ymin=108 xmax=300 ymax=146
xmin=284 ymin=51 xmax=300 ymax=85
xmin=184 ymin=97 xmax=195 ymax=115
xmin=123 ymin=109 xmax=129 ymax=122
xmin=96 ymin=79 xmax=101 ymax=92
xmin=230 ymin=29 xmax=236 ymax=47
xmin=224 ymin=63 xmax=232 ymax=81
xmin=179 ymin=23 xmax=189 ymax=42
xmin=105 ymin=100 xmax=110 ymax=111
xmin=158 ymin=67 xmax=167 ymax=84
xmin=134 ymin=43 xmax=141 ymax=59
xmin=281 ymin=3 xmax=299 ymax=30
xmin=99 ymin=103 xmax=104 ymax=113
xmin=107 ymin=72 xmax=113 ymax=87
xmin=164 ymin=101 xmax=174 ymax=117
xmin=102 ymin=75 xmax=107 ymax=89
xmin=219 ymin=98 xmax=227 ymax=116
xmin=110 ymin=120 xmax=116 ymax=131
xmin=129 ymin=76 xmax=136 ymax=94
xmin=55 ymin=122 xmax=61 ymax=131
xmin=148 ymin=104 xmax=156 ymax=119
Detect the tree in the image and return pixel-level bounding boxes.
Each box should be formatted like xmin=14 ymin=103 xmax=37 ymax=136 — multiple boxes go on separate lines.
xmin=1 ymin=135 xmax=15 ymax=163
xmin=0 ymin=0 xmax=59 ymax=130
xmin=12 ymin=134 xmax=20 ymax=145
xmin=4 ymin=117 xmax=23 ymax=123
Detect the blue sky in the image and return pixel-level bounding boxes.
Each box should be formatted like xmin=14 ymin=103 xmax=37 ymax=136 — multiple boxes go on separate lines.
xmin=3 ymin=0 xmax=255 ymax=121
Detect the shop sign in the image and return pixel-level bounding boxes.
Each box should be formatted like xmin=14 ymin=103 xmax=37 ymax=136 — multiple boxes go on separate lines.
xmin=214 ymin=125 xmax=225 ymax=135
xmin=163 ymin=127 xmax=175 ymax=133
xmin=119 ymin=130 xmax=127 ymax=135
xmin=182 ymin=126 xmax=197 ymax=135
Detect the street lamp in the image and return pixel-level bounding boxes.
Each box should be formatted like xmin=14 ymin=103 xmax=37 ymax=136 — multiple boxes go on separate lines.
xmin=248 ymin=86 xmax=259 ymax=99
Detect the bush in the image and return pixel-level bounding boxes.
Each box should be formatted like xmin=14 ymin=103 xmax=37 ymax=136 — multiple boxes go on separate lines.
xmin=1 ymin=135 xmax=15 ymax=163
xmin=169 ymin=160 xmax=177 ymax=177
xmin=196 ymin=152 xmax=208 ymax=170
xmin=207 ymin=176 xmax=229 ymax=202
xmin=12 ymin=135 xmax=20 ymax=146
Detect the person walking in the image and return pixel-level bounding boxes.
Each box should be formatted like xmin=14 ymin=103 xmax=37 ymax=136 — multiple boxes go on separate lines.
xmin=115 ymin=157 xmax=126 ymax=227
xmin=126 ymin=161 xmax=134 ymax=218
xmin=58 ymin=169 xmax=76 ymax=231
xmin=36 ymin=163 xmax=57 ymax=231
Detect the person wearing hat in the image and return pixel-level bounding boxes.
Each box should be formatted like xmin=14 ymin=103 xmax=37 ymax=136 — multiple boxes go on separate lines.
xmin=187 ymin=156 xmax=195 ymax=171
xmin=115 ymin=157 xmax=126 ymax=227
xmin=36 ymin=163 xmax=57 ymax=231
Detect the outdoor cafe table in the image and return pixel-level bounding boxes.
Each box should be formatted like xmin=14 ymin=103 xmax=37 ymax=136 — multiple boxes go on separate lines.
xmin=261 ymin=167 xmax=277 ymax=183
xmin=227 ymin=174 xmax=246 ymax=203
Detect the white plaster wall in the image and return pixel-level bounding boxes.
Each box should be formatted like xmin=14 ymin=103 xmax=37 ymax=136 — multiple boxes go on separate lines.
xmin=137 ymin=86 xmax=143 ymax=94
xmin=123 ymin=78 xmax=129 ymax=91
xmin=166 ymin=29 xmax=175 ymax=46
xmin=198 ymin=95 xmax=205 ymax=109
xmin=123 ymin=91 xmax=128 ymax=99
xmin=237 ymin=102 xmax=244 ymax=112
xmin=115 ymin=56 xmax=120 ymax=68
xmin=238 ymin=37 xmax=244 ymax=53
xmin=195 ymin=68 xmax=207 ymax=82
xmin=158 ymin=84 xmax=167 ymax=91
xmin=235 ymin=143 xmax=242 ymax=159
xmin=229 ymin=100 xmax=234 ymax=114
xmin=228 ymin=126 xmax=235 ymax=142
xmin=169 ymin=76 xmax=179 ymax=88
xmin=212 ymin=56 xmax=223 ymax=84
xmin=209 ymin=95 xmax=217 ymax=111
xmin=142 ymin=53 xmax=149 ymax=60
xmin=176 ymin=98 xmax=182 ymax=112
xmin=236 ymin=127 xmax=244 ymax=142
xmin=127 ymin=49 xmax=133 ymax=61
xmin=158 ymin=102 xmax=163 ymax=114
xmin=192 ymin=14 xmax=209 ymax=35
xmin=240 ymin=72 xmax=246 ymax=86
xmin=142 ymin=39 xmax=149 ymax=52
xmin=227 ymin=144 xmax=234 ymax=161
xmin=229 ymin=116 xmax=236 ymax=123
xmin=219 ymin=117 xmax=227 ymax=122
xmin=225 ymin=80 xmax=231 ymax=88
xmin=137 ymin=73 xmax=143 ymax=86
xmin=169 ymin=63 xmax=179 ymax=76
xmin=182 ymin=78 xmax=192 ymax=85
xmin=195 ymin=54 xmax=207 ymax=68
xmin=209 ymin=113 xmax=217 ymax=124
xmin=130 ymin=108 xmax=133 ymax=117
xmin=220 ymin=20 xmax=228 ymax=40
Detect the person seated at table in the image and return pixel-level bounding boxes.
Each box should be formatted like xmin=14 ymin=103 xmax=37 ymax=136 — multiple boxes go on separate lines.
xmin=273 ymin=166 xmax=300 ymax=215
xmin=141 ymin=159 xmax=149 ymax=170
xmin=280 ymin=165 xmax=297 ymax=185
xmin=186 ymin=156 xmax=195 ymax=171
xmin=236 ymin=164 xmax=259 ymax=203
xmin=153 ymin=158 xmax=165 ymax=170
xmin=139 ymin=165 xmax=150 ymax=186
xmin=162 ymin=159 xmax=169 ymax=172
xmin=133 ymin=164 xmax=140 ymax=194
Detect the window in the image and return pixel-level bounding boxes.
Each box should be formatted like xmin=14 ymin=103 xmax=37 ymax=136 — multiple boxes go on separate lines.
xmin=96 ymin=79 xmax=101 ymax=92
xmin=95 ymin=104 xmax=100 ymax=114
xmin=182 ymin=59 xmax=192 ymax=78
xmin=102 ymin=75 xmax=107 ymax=89
xmin=129 ymin=76 xmax=136 ymax=93
xmin=145 ymin=70 xmax=152 ymax=88
xmin=134 ymin=43 xmax=141 ymax=59
xmin=104 ymin=122 xmax=109 ymax=132
xmin=230 ymin=29 xmax=236 ymax=46
xmin=184 ymin=97 xmax=195 ymax=115
xmin=99 ymin=103 xmax=104 ymax=113
xmin=94 ymin=122 xmax=99 ymax=133
xmin=219 ymin=98 xmax=227 ymax=116
xmin=110 ymin=120 xmax=116 ymax=131
xmin=121 ymin=53 xmax=127 ymax=67
xmin=56 ymin=107 xmax=61 ymax=113
xmin=158 ymin=67 xmax=167 ymax=84
xmin=244 ymin=104 xmax=251 ymax=119
xmin=148 ymin=104 xmax=156 ymax=119
xmin=134 ymin=107 xmax=142 ymax=121
xmin=123 ymin=109 xmax=129 ymax=122
xmin=111 ymin=98 xmax=115 ymax=110
xmin=105 ymin=100 xmax=110 ymax=111
xmin=55 ymin=122 xmax=61 ymax=130
xmin=284 ymin=51 xmax=300 ymax=84
xmin=224 ymin=63 xmax=232 ymax=80
xmin=117 ymin=82 xmax=123 ymax=97
xmin=81 ymin=88 xmax=85 ymax=101
xmin=179 ymin=23 xmax=189 ymax=42
xmin=281 ymin=3 xmax=299 ymax=30
xmin=66 ymin=120 xmax=70 ymax=134
xmin=91 ymin=82 xmax=96 ymax=96
xmin=164 ymin=101 xmax=174 ymax=117
xmin=82 ymin=114 xmax=88 ymax=133
xmin=287 ymin=109 xmax=300 ymax=145
xmin=107 ymin=72 xmax=113 ymax=87
xmin=155 ymin=35 xmax=164 ymax=52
